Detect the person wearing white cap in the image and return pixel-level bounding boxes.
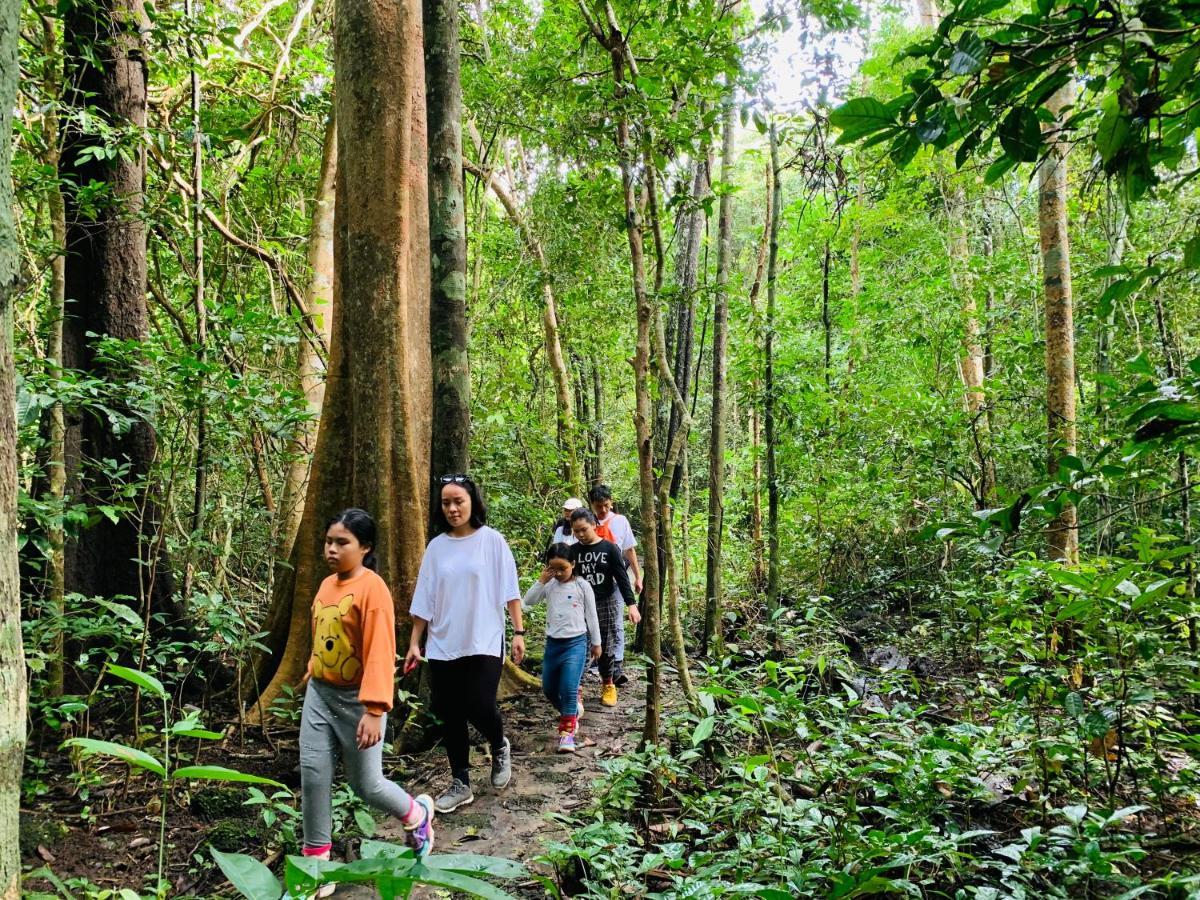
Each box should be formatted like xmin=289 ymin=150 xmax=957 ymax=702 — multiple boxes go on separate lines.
xmin=548 ymin=498 xmax=583 ymax=548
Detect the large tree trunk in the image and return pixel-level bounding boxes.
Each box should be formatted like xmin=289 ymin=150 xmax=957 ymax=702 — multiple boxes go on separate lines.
xmin=255 ymin=114 xmax=337 ymax=690
xmin=276 ymin=113 xmax=337 ymax=560
xmin=1039 ymin=83 xmax=1078 ymax=565
xmin=0 ymin=0 xmax=28 ymax=890
xmin=61 ymin=0 xmax=185 ymax=631
xmin=252 ymin=0 xmax=433 ymax=719
xmin=765 ymin=121 xmax=782 ymax=614
xmin=425 ymin=0 xmax=470 ymax=483
xmin=702 ymin=101 xmax=735 ymax=657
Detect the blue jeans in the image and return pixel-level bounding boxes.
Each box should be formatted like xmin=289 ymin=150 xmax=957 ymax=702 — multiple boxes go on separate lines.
xmin=543 ymin=633 xmax=588 ymax=716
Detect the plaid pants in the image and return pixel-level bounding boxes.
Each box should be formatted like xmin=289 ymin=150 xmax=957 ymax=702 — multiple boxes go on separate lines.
xmin=590 ymin=591 xmax=623 ymax=683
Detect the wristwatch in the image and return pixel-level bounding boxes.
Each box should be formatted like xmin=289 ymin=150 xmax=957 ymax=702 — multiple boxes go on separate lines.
xmin=513 ymin=629 xmax=526 ymax=636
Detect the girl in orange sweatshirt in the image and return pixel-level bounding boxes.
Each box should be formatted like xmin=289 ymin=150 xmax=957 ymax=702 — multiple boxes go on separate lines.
xmin=300 ymin=508 xmax=434 ymax=878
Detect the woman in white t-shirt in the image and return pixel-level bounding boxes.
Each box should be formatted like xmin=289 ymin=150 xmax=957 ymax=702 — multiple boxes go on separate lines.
xmin=405 ymin=474 xmax=525 ymax=814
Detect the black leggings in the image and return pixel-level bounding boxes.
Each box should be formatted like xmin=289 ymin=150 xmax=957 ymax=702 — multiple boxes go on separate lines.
xmin=428 ymin=654 xmax=505 ymax=784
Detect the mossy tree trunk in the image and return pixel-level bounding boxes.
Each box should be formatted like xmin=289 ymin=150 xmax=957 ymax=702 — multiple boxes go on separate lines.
xmin=0 ymin=0 xmax=28 ymax=892
xmin=425 ymin=0 xmax=471 ymax=483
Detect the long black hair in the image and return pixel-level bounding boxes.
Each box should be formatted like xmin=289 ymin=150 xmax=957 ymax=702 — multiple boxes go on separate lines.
xmin=325 ymin=508 xmax=378 ymax=571
xmin=431 ymin=473 xmax=488 ymax=535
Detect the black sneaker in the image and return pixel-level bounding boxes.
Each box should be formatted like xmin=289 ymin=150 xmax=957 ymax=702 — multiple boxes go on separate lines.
xmin=614 ymin=672 xmax=629 ymax=687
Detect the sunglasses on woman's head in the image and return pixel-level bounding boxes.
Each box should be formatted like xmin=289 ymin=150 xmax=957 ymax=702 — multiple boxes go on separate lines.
xmin=439 ymin=474 xmax=470 ymax=484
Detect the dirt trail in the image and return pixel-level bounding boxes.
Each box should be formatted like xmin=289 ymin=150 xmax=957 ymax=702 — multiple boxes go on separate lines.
xmin=337 ymin=674 xmax=645 ymax=897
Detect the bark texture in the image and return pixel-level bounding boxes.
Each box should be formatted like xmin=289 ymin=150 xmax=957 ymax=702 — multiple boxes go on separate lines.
xmin=1039 ymin=83 xmax=1078 ymax=565
xmin=425 ymin=0 xmax=471 ymax=482
xmin=277 ymin=112 xmax=337 ymax=559
xmin=0 ymin=0 xmax=27 ymax=891
xmin=254 ymin=0 xmax=433 ymax=718
xmin=61 ymin=0 xmax=183 ymax=626
xmin=703 ymin=101 xmax=735 ymax=657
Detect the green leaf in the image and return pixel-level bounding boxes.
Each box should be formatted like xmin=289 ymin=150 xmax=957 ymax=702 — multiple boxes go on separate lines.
xmin=948 ymin=32 xmax=986 ymax=75
xmin=916 ymin=116 xmax=944 ymax=144
xmin=1062 ymin=803 xmax=1088 ymax=825
xmin=1096 ymin=109 xmax=1130 ymax=165
xmin=998 ymin=108 xmax=1042 ymax=163
xmin=984 ymin=154 xmax=1018 ymax=184
xmin=171 ymin=727 xmax=227 ymax=741
xmin=210 ymin=848 xmax=283 ymax=900
xmin=1064 ymin=692 xmax=1084 ymax=720
xmin=691 ymin=716 xmax=716 ymax=746
xmin=423 ymin=853 xmax=526 ymax=879
xmin=64 ymin=738 xmax=166 ymax=777
xmin=97 ymin=599 xmax=144 ymax=629
xmin=408 ymin=862 xmax=518 ymax=900
xmin=172 ymin=765 xmax=286 ymax=788
xmin=830 ymin=97 xmax=894 ymax=143
xmin=1164 ymin=45 xmax=1200 ymax=96
xmin=1184 ymin=230 xmax=1200 ymax=270
xmin=106 ymin=663 xmax=166 ymax=699
xmin=354 ymin=806 xmax=378 ymax=836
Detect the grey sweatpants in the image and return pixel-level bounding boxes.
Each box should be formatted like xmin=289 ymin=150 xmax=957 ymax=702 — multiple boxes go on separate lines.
xmin=300 ymin=679 xmax=414 ymax=850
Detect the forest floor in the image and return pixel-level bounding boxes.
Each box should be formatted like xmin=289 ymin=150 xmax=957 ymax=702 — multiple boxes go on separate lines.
xmin=339 ymin=670 xmax=648 ymax=899
xmin=20 ymin=668 xmax=651 ymax=898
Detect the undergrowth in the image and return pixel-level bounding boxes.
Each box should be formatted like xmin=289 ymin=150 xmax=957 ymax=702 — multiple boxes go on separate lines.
xmin=543 ymin=556 xmax=1200 ymax=898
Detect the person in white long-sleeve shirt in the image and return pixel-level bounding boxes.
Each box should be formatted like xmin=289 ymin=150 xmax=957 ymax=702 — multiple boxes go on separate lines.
xmin=522 ymin=543 xmax=601 ymax=752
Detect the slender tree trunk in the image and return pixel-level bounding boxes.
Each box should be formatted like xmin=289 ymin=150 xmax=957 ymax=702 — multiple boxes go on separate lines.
xmin=915 ymin=0 xmax=941 ymax=27
xmin=41 ymin=14 xmax=68 ymax=697
xmin=253 ymin=0 xmax=433 ymax=719
xmin=426 ymin=0 xmax=470 ymax=484
xmin=660 ymin=158 xmax=705 ymax=483
xmin=277 ymin=113 xmax=336 ymax=560
xmin=703 ymin=101 xmax=734 ymax=657
xmin=748 ymin=161 xmax=771 ymax=591
xmin=0 ymin=0 xmax=28 ymax=889
xmin=846 ymin=173 xmax=863 ymax=376
xmin=576 ymin=0 xmax=663 ymax=742
xmin=462 ymin=160 xmax=579 ymax=486
xmin=1094 ymin=195 xmax=1126 ymax=553
xmin=590 ymin=354 xmax=603 ymax=485
xmin=1039 ymin=82 xmax=1078 ymax=565
xmin=186 ymin=0 xmax=208 ymax=598
xmin=765 ymin=121 xmax=782 ymax=614
xmin=62 ymin=0 xmax=185 ymax=630
xmin=821 ymin=238 xmax=832 ymax=389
